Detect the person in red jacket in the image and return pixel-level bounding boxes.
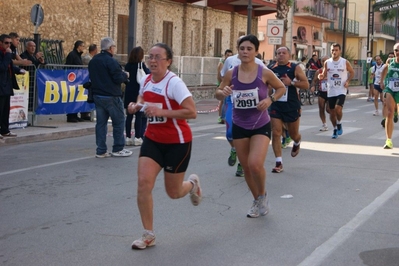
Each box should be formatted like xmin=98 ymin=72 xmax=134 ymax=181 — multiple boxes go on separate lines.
xmin=306 ymin=53 xmax=322 ymax=70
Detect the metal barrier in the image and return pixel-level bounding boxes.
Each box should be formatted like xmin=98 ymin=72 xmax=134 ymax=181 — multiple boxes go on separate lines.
xmin=19 ymin=38 xmax=65 ymax=64
xmin=20 ymin=64 xmax=38 ymax=113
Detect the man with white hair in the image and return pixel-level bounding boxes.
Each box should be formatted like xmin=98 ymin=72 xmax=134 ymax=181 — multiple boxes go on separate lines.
xmin=88 ymin=37 xmax=132 ymax=158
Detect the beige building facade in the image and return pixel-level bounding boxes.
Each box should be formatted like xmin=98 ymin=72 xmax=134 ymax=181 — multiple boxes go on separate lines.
xmin=0 ymin=0 xmax=262 ymax=59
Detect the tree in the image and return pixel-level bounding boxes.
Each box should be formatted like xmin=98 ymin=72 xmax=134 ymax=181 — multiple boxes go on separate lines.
xmin=380 ymin=9 xmax=396 ymax=22
xmin=275 ymin=0 xmax=293 ymax=46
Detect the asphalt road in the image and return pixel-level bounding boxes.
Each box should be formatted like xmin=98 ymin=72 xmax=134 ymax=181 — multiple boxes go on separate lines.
xmin=1 ymin=96 xmax=399 ymax=266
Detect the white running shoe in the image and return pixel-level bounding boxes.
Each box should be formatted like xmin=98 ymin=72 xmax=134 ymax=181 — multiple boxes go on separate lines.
xmin=125 ymin=137 xmax=134 ymax=146
xmin=134 ymin=137 xmax=143 ymax=146
xmin=188 ymin=174 xmax=202 ymax=206
xmin=319 ymin=125 xmax=328 ymax=131
xmin=111 ymin=149 xmax=132 ymax=157
xmin=373 ymin=110 xmax=379 ymax=116
xmin=131 ymin=231 xmax=156 ymax=250
xmin=258 ymin=193 xmax=270 ymax=216
xmin=247 ymin=200 xmax=259 ymax=218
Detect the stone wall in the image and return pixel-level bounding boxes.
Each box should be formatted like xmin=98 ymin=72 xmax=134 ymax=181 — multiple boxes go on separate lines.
xmin=0 ymin=0 xmax=258 ymax=58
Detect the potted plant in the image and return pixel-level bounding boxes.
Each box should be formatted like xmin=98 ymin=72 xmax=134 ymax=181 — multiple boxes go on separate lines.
xmin=302 ymin=6 xmax=311 ymax=12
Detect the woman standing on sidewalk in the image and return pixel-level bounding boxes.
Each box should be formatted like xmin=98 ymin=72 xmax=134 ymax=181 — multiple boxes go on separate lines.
xmin=216 ymin=35 xmax=286 ymax=218
xmin=124 ymin=46 xmax=150 ymax=146
xmin=127 ymin=43 xmax=201 ymax=250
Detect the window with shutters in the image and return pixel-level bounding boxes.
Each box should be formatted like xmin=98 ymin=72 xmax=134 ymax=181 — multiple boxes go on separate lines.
xmin=214 ymin=29 xmax=222 ymax=57
xmin=163 ymin=21 xmax=173 ymax=48
xmin=117 ymin=15 xmax=128 ymax=54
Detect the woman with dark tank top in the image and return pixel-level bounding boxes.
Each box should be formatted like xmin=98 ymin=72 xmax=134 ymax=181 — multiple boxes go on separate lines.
xmin=215 ymin=34 xmax=286 ymax=218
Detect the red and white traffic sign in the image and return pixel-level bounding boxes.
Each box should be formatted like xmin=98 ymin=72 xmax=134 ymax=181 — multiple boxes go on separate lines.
xmin=267 ymin=19 xmax=284 ymax=38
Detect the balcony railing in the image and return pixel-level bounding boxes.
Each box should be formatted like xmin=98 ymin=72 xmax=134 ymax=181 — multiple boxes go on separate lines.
xmin=374 ymin=23 xmax=396 ymax=37
xmin=293 ymin=0 xmax=336 ymax=22
xmin=326 ymin=17 xmax=359 ymax=35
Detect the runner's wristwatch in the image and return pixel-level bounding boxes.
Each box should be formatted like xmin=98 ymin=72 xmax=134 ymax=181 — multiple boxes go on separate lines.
xmin=270 ymin=95 xmax=276 ymax=103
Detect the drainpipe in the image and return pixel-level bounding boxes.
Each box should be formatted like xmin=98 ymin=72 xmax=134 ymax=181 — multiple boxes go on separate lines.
xmin=108 ymin=0 xmax=111 ymax=36
xmin=128 ymin=0 xmax=137 ymax=53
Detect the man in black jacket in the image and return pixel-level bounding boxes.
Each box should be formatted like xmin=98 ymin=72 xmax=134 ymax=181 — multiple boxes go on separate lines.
xmin=0 ymin=34 xmax=26 ymax=138
xmin=20 ymin=41 xmax=46 ymax=67
xmin=88 ymin=37 xmax=132 ymax=158
xmin=65 ymin=40 xmax=89 ymax=122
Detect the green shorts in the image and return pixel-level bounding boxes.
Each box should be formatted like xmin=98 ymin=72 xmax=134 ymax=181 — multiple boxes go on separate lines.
xmin=383 ymin=88 xmax=399 ymax=104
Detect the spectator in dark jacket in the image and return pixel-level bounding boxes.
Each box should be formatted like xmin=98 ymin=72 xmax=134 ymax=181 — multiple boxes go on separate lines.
xmin=88 ymin=37 xmax=132 ymax=158
xmin=20 ymin=41 xmax=46 ymax=67
xmin=65 ymin=40 xmax=89 ymax=122
xmin=0 ymin=34 xmax=26 ymax=138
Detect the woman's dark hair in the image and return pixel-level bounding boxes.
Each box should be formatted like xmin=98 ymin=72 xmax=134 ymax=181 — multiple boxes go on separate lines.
xmin=128 ymin=46 xmax=144 ymax=63
xmin=238 ymin=34 xmax=259 ymax=51
xmin=151 ymin=43 xmax=174 ymax=69
xmin=74 ymin=40 xmax=84 ymax=50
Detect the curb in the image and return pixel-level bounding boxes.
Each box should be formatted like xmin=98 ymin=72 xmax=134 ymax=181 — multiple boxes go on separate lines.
xmin=0 ymin=125 xmax=113 ymax=146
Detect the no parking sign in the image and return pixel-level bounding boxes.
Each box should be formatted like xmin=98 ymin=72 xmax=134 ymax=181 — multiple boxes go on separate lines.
xmin=267 ymin=20 xmax=284 ymax=38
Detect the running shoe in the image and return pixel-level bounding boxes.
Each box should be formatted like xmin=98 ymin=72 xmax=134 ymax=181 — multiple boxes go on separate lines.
xmin=95 ymin=152 xmax=111 ymax=158
xmin=131 ymin=231 xmax=156 ymax=250
xmin=373 ymin=110 xmax=379 ymax=116
xmin=228 ymin=149 xmax=237 ymax=166
xmin=125 ymin=137 xmax=133 ymax=146
xmin=285 ymin=136 xmax=292 ymax=144
xmin=134 ymin=137 xmax=143 ymax=146
xmin=337 ymin=124 xmax=343 ymax=135
xmin=291 ymin=143 xmax=300 ymax=157
xmin=247 ymin=200 xmax=259 ymax=218
xmin=332 ymin=129 xmax=338 ymax=139
xmin=258 ymin=193 xmax=270 ymax=216
xmin=217 ymin=117 xmax=225 ymax=124
xmin=271 ymin=162 xmax=283 ymax=173
xmin=235 ymin=163 xmax=244 ymax=177
xmin=281 ymin=137 xmax=287 ymax=149
xmin=111 ymin=149 xmax=133 ymax=157
xmin=188 ymin=174 xmax=202 ymax=206
xmin=319 ymin=125 xmax=328 ymax=131
xmin=395 ymin=112 xmax=398 ymax=123
xmin=383 ymin=139 xmax=393 ymax=149
xmin=381 ymin=118 xmax=386 ymax=128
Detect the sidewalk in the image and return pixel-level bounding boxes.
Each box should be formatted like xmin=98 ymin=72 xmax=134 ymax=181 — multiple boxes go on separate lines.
xmin=0 ymin=86 xmax=368 ymax=146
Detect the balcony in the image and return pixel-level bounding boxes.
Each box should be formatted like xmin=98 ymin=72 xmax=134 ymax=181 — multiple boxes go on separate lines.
xmin=293 ymin=0 xmax=335 ymax=23
xmin=325 ymin=17 xmax=359 ymax=36
xmin=374 ymin=23 xmax=396 ymax=40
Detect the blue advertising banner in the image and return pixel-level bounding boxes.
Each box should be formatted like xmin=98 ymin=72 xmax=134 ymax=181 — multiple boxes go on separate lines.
xmin=36 ymin=69 xmax=95 ymax=115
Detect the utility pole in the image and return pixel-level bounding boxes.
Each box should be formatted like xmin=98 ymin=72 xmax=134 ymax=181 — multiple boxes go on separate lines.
xmin=127 ymin=0 xmax=137 ymax=53
xmin=342 ymin=0 xmax=348 ymax=57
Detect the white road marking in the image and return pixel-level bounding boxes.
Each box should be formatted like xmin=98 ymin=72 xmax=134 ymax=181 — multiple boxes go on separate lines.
xmin=297 ymin=177 xmax=399 ymax=266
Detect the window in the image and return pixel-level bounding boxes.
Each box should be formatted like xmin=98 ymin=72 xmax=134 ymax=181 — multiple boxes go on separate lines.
xmin=117 ymin=15 xmax=128 ymax=54
xmin=163 ymin=21 xmax=173 ymax=48
xmin=214 ymin=29 xmax=222 ymax=57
